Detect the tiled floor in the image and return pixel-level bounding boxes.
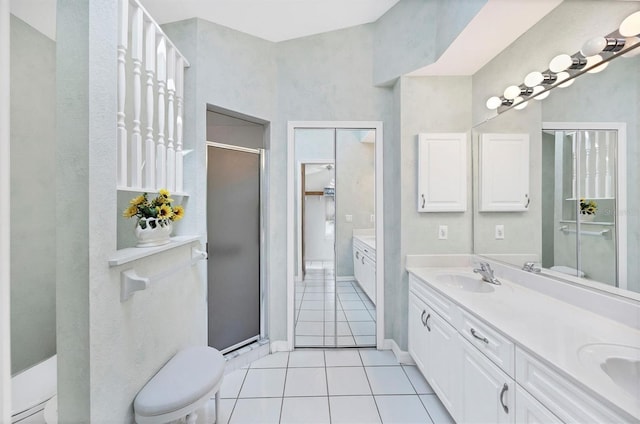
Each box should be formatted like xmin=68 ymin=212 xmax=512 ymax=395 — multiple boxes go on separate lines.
xmin=295 ymin=262 xmax=376 ymax=347
xmin=218 ymin=349 xmax=456 ymax=424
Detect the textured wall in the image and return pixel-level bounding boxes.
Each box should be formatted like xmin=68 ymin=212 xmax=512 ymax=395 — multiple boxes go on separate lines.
xmin=10 ymin=15 xmax=56 ymax=374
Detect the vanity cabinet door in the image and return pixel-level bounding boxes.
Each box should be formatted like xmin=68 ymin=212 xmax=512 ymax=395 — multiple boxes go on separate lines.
xmin=515 ymin=385 xmax=562 ymax=424
xmin=408 ymin=292 xmax=429 ymax=374
xmin=460 ymin=334 xmax=515 ymax=424
xmin=427 ymin=310 xmax=460 ymax=418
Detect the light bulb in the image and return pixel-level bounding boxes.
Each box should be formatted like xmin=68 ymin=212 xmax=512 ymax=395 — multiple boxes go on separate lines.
xmin=623 ymin=37 xmax=640 ymax=58
xmin=504 ymin=85 xmax=522 ymax=100
xmin=549 ymin=54 xmax=572 ymax=72
xmin=556 ymin=71 xmax=574 ymax=88
xmin=524 ymin=71 xmax=543 ymax=88
xmin=532 ymin=85 xmax=550 ymax=100
xmin=581 ymin=37 xmax=607 ymax=56
xmin=486 ymin=96 xmax=502 ymax=110
xmin=620 ymin=11 xmax=640 ymax=37
xmin=514 ymin=97 xmax=528 ymax=110
xmin=586 ymin=55 xmax=608 ymax=73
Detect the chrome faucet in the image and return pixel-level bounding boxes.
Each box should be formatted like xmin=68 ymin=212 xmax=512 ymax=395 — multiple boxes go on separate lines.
xmin=473 ymin=262 xmax=501 ymax=285
xmin=522 ymin=262 xmax=542 ymax=273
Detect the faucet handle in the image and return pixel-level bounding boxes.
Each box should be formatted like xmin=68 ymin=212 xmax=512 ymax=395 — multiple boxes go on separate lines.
xmin=522 ymin=262 xmax=541 ymax=272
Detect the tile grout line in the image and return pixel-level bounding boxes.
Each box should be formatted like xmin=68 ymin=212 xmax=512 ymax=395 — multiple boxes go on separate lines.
xmin=277 ymin=352 xmax=291 ymax=423
xmin=358 ymin=349 xmax=385 ymax=424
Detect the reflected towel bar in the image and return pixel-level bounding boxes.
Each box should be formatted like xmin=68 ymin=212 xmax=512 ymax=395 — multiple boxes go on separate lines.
xmin=558 ymin=225 xmax=610 ymax=237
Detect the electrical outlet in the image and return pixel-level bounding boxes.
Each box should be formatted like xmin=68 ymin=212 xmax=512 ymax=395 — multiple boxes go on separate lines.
xmin=345 ymin=214 xmax=353 ymax=223
xmin=495 ymin=225 xmax=505 ymax=240
xmin=438 ymin=225 xmax=448 ymax=240
xmin=370 ymin=214 xmax=375 ymax=223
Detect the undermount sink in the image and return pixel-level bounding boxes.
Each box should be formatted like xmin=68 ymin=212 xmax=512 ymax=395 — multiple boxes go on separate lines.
xmin=578 ymin=343 xmax=640 ymax=399
xmin=434 ymin=273 xmax=495 ymax=293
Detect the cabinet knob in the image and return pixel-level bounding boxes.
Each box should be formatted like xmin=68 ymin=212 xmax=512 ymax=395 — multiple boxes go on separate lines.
xmin=525 ymin=194 xmax=530 ymax=208
xmin=470 ymin=328 xmax=489 ymax=344
xmin=499 ymin=383 xmax=509 ymax=414
xmin=355 ymin=251 xmax=360 ymax=259
xmin=361 ymin=256 xmax=365 ymax=265
xmin=420 ymin=310 xmax=431 ymax=331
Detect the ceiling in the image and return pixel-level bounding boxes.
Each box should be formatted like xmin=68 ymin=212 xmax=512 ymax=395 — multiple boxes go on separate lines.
xmin=10 ymin=0 xmax=564 ymax=75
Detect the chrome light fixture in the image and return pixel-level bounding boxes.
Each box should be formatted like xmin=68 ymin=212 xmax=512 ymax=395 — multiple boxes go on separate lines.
xmin=485 ymin=10 xmax=640 ymax=113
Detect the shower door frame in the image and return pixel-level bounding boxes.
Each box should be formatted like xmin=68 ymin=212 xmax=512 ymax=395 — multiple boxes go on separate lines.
xmin=542 ymin=121 xmax=627 ymax=289
xmin=286 ymin=121 xmax=384 ymax=350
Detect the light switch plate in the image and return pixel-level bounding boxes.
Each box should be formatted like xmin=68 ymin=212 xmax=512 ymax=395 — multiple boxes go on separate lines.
xmin=346 ymin=214 xmax=353 ymax=222
xmin=438 ymin=225 xmax=448 ymax=240
xmin=495 ymin=225 xmax=505 ymax=240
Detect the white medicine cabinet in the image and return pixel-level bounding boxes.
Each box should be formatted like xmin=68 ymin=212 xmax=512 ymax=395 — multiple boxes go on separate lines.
xmin=479 ymin=133 xmax=530 ymax=212
xmin=417 ymin=133 xmax=468 ymax=212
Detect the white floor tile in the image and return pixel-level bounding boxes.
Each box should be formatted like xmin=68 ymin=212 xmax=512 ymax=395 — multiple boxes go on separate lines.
xmin=360 ymin=349 xmax=399 ymax=366
xmin=284 ymin=367 xmax=327 ymax=397
xmin=325 ymin=321 xmax=352 ymax=336
xmin=344 ymin=309 xmax=376 ymax=322
xmin=249 ymin=352 xmax=289 ymax=369
xmin=366 ymin=366 xmax=416 ymax=395
xmin=295 ymin=321 xmax=324 ymax=336
xmin=295 ymin=336 xmax=324 ymax=346
xmin=335 ymin=336 xmax=356 ymax=346
xmin=350 ymin=321 xmax=376 ymax=336
xmin=326 ymin=310 xmax=347 ymax=321
xmin=403 ymin=365 xmax=434 ymax=395
xmin=280 ymin=397 xmax=330 ymax=424
xmin=300 ymin=300 xmax=325 ymax=310
xmin=214 ymin=398 xmax=235 ymax=424
xmin=220 ymin=369 xmax=248 ymax=399
xmin=288 ymin=350 xmax=325 ymax=368
xmin=304 ymin=287 xmax=327 ymax=293
xmin=326 ymin=367 xmax=371 ymax=395
xmin=337 ymin=287 xmax=357 ymax=294
xmin=420 ymin=394 xmax=455 ymax=424
xmin=297 ymin=310 xmax=325 ymax=322
xmin=329 ymin=395 xmax=382 ymax=424
xmin=301 ymin=292 xmax=326 ymax=301
xmin=238 ymin=368 xmax=286 ymax=398
xmin=375 ymin=395 xmax=433 ymax=424
xmin=341 ymin=300 xmax=367 ymax=310
xmin=355 ymin=335 xmax=377 ymax=346
xmin=338 ymin=293 xmax=362 ymax=301
xmin=229 ymin=398 xmax=282 ymax=424
xmin=325 ymin=349 xmax=363 ymax=367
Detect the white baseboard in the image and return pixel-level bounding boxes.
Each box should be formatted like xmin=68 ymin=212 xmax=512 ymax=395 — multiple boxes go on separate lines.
xmin=336 ymin=275 xmax=355 ymax=282
xmin=383 ymin=339 xmax=415 ymax=365
xmin=270 ymin=340 xmax=292 ymax=353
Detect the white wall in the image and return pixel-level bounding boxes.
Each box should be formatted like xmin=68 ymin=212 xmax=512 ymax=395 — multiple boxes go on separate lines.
xmin=303 ymin=169 xmax=335 ymax=262
xmin=10 ymin=15 xmax=56 ymax=374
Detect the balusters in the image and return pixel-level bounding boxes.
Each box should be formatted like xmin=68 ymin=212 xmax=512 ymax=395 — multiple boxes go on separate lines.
xmin=118 ymin=0 xmax=188 ymax=194
xmin=117 ymin=0 xmax=128 ymax=187
xmin=166 ymin=47 xmax=176 ymax=192
xmin=144 ymin=20 xmax=156 ymax=190
xmin=175 ymin=57 xmax=184 ymax=194
xmin=156 ymin=37 xmax=167 ymax=189
xmin=130 ymin=6 xmax=144 ymax=189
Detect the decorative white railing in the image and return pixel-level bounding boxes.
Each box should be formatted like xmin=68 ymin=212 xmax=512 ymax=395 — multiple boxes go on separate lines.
xmin=117 ymin=0 xmax=189 ymax=194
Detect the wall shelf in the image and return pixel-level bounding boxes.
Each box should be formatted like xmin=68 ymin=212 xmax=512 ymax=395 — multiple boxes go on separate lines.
xmin=117 ymin=186 xmax=189 ymax=197
xmin=109 ymin=235 xmax=201 ymax=266
xmin=559 ymin=220 xmax=614 ymax=226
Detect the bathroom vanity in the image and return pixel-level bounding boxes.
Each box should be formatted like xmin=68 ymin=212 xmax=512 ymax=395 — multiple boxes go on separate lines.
xmin=407 ymin=258 xmax=639 ymax=424
xmin=353 ymin=233 xmax=376 ymax=305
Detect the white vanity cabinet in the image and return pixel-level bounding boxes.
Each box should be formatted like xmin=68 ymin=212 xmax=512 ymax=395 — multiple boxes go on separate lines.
xmin=408 ymin=276 xmax=459 ymax=417
xmin=352 ymin=237 xmax=376 ymax=304
xmin=515 ymin=385 xmax=563 ymax=424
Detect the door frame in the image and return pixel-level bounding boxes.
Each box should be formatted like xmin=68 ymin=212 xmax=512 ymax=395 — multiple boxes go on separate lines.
xmin=206 ymin=141 xmax=267 ymax=349
xmin=286 ymin=121 xmax=384 ymax=350
xmin=542 ymin=121 xmax=627 ymax=290
xmin=296 ymin=159 xmax=335 ymax=282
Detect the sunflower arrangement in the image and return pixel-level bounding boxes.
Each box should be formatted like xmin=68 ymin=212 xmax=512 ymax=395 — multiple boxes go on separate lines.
xmin=123 ymin=189 xmax=185 ymax=228
xmin=579 ymin=198 xmax=597 ymax=215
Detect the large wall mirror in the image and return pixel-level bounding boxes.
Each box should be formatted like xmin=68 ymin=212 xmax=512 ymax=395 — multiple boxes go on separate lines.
xmin=292 ymin=125 xmax=379 ymax=347
xmin=472 ymin=1 xmax=639 ymax=297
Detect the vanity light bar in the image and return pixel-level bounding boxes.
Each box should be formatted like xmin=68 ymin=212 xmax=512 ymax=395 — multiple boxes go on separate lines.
xmin=485 ymin=10 xmax=640 ymax=113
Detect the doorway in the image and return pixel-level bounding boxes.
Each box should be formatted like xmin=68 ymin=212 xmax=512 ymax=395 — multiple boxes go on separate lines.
xmin=287 ymin=122 xmax=384 ymax=349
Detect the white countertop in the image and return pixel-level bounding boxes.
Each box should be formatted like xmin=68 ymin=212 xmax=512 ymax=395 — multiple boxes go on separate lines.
xmin=353 ymin=234 xmax=375 ymax=251
xmin=407 ymin=266 xmax=640 ymax=421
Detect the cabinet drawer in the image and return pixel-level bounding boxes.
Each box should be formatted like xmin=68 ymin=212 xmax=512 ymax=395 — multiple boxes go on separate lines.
xmin=460 ymin=310 xmax=514 ymax=377
xmin=516 ymin=348 xmax=632 ymax=423
xmin=353 ymin=238 xmax=375 ymax=261
xmin=408 ymin=274 xmax=456 ymax=324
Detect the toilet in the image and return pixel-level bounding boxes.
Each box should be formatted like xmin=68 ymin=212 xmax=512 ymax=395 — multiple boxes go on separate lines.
xmin=11 ymin=355 xmax=57 ymax=423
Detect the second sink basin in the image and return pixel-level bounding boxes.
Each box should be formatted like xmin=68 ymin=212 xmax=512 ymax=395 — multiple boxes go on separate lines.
xmin=578 ymin=343 xmax=640 ymax=399
xmin=435 ymin=272 xmax=495 ymax=293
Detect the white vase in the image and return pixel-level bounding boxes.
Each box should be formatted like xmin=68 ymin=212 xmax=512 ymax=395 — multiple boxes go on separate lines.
xmin=579 ymin=213 xmax=595 ymax=222
xmin=135 ymin=217 xmax=173 ymax=247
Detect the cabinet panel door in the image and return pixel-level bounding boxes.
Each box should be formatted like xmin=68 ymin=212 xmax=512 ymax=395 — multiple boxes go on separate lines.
xmin=479 ymin=133 xmax=530 ymax=211
xmin=428 ymin=312 xmax=460 ymax=418
xmin=408 ymin=293 xmax=429 ymax=374
xmin=460 ymin=335 xmax=515 ymax=424
xmin=418 ymin=133 xmax=468 ymax=212
xmin=515 ymin=385 xmax=562 ymax=424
